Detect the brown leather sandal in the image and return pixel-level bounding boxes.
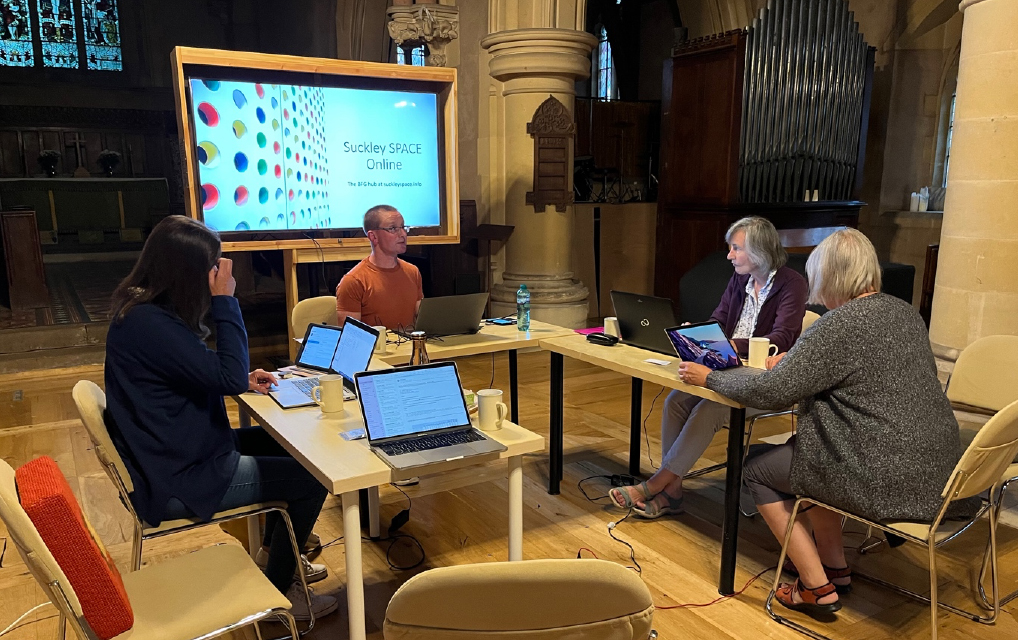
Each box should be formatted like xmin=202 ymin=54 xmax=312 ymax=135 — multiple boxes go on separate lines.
xmin=824 ymin=565 xmax=853 ymax=595
xmin=782 ymin=562 xmax=853 ymax=595
xmin=775 ymin=579 xmax=842 ymax=617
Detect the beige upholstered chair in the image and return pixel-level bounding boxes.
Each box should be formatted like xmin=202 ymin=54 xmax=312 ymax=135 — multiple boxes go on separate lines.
xmin=291 ymin=295 xmax=339 ymax=339
xmin=765 ymin=397 xmax=1018 ymax=640
xmin=70 ymin=381 xmax=316 ymax=629
xmin=944 ymin=335 xmax=1018 ymax=609
xmin=383 ymin=559 xmax=655 ymax=640
xmin=0 ymin=458 xmax=299 ymax=640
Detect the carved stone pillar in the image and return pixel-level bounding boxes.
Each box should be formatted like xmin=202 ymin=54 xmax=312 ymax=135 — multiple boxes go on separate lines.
xmin=929 ymin=0 xmax=1018 ymax=358
xmin=481 ymin=28 xmax=597 ymax=327
xmin=387 ymin=3 xmax=459 ymax=67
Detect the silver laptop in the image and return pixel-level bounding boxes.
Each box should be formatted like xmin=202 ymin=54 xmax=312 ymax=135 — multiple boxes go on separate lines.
xmin=410 ymin=293 xmax=489 ymax=337
xmin=270 ymin=319 xmax=379 ymax=409
xmin=355 ymin=362 xmax=506 ymax=471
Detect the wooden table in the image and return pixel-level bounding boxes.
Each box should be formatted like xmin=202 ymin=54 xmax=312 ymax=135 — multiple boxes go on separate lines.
xmin=237 ymin=392 xmax=544 ymax=640
xmin=375 ymin=320 xmax=573 ymax=424
xmin=538 ymin=333 xmax=748 ymax=596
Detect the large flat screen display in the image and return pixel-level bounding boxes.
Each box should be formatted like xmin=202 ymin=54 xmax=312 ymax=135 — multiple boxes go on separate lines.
xmin=188 ymin=78 xmax=442 ymax=233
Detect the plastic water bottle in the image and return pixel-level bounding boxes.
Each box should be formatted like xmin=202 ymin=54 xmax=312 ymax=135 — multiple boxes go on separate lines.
xmin=516 ymin=284 xmax=530 ymax=331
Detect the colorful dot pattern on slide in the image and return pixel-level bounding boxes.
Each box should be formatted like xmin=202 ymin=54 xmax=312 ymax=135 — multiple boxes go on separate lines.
xmin=191 ymin=78 xmax=331 ymax=231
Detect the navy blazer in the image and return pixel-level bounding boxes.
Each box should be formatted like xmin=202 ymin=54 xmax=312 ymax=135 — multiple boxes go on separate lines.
xmin=104 ymin=296 xmax=249 ymax=526
xmin=709 ymin=266 xmax=808 ymax=357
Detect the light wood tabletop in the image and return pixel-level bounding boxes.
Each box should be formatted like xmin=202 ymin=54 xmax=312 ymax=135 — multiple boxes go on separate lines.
xmin=237 ymin=392 xmax=545 ymax=494
xmin=375 ymin=319 xmax=573 ymax=365
xmin=538 ymin=333 xmax=745 ymax=408
xmin=537 ymin=332 xmax=751 ymax=597
xmin=236 ymin=389 xmax=544 ymax=640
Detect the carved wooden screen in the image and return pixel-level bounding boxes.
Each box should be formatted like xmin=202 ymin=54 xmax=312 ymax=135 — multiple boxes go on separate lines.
xmin=526 ymin=96 xmax=574 ymax=212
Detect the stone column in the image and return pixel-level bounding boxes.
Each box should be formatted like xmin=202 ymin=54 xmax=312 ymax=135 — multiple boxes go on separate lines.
xmin=929 ymin=0 xmax=1018 ymax=359
xmin=481 ymin=28 xmax=597 ymax=327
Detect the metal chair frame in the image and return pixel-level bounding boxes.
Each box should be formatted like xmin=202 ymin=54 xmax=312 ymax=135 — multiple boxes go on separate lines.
xmin=72 ymin=381 xmax=316 ymax=635
xmin=979 ymin=474 xmax=1018 ymax=609
xmin=766 ymin=472 xmax=1003 ymax=640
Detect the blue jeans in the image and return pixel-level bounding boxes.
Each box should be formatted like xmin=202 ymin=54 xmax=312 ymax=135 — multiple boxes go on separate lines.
xmin=163 ymin=427 xmax=328 ymax=593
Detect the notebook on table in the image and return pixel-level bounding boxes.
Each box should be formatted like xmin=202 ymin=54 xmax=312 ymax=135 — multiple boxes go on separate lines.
xmin=355 ymin=361 xmax=506 ymax=471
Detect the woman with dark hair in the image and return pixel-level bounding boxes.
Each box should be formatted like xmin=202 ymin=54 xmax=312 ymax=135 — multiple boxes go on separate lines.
xmin=104 ymin=216 xmax=336 ymax=619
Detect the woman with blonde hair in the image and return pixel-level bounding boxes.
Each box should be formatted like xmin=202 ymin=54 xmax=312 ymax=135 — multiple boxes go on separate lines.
xmin=677 ymin=228 xmax=972 ymax=618
xmin=610 ymin=216 xmax=807 ymax=517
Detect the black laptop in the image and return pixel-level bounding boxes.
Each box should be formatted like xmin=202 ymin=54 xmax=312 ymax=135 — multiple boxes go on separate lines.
xmin=610 ymin=290 xmax=679 ymax=355
xmin=410 ymin=293 xmax=489 ymax=337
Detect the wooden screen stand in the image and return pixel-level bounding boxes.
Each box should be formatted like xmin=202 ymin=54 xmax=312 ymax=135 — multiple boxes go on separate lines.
xmin=283 ymin=244 xmax=372 ymax=360
xmin=467 ymin=223 xmax=514 ymax=317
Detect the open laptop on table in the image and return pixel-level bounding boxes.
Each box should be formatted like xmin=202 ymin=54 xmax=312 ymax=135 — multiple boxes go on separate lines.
xmin=355 ymin=361 xmax=506 ymax=471
xmin=269 ymin=318 xmax=379 ymax=409
xmin=610 ymin=290 xmax=679 ymax=355
xmin=405 ymin=292 xmax=489 ymax=337
xmin=665 ymin=320 xmax=763 ymax=376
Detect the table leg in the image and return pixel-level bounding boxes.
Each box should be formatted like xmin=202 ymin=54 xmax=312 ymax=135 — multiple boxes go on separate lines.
xmin=246 ymin=515 xmax=261 ymax=558
xmin=548 ymin=352 xmax=564 ymax=494
xmin=509 ymin=349 xmax=519 ymax=424
xmin=341 ymin=491 xmax=366 ymax=640
xmin=629 ymin=378 xmax=643 ymax=477
xmin=367 ymin=486 xmax=380 ymax=539
xmin=238 ymin=405 xmax=252 ymax=429
xmin=508 ymin=455 xmax=523 ymax=561
xmin=719 ymin=407 xmax=747 ymax=595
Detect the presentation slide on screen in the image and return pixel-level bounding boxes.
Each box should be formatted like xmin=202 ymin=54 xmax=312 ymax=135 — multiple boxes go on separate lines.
xmin=189 ymin=78 xmax=441 ymax=232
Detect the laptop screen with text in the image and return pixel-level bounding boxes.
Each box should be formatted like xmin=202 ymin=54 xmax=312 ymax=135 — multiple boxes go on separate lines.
xmin=331 ymin=319 xmax=377 ymax=383
xmin=298 ymin=325 xmax=341 ymax=370
xmin=359 ymin=364 xmax=470 ymax=441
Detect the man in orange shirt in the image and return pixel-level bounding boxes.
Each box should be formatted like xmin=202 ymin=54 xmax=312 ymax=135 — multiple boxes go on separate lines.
xmin=336 ymin=205 xmax=423 ymax=330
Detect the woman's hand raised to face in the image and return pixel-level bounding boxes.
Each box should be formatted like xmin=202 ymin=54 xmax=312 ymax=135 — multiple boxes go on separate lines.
xmin=208 ymin=258 xmax=236 ymax=297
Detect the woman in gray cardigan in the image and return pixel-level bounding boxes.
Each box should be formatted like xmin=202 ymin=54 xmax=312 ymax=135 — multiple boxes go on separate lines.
xmin=678 ymin=228 xmax=967 ymax=618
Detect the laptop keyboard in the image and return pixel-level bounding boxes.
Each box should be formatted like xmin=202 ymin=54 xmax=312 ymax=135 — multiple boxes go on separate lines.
xmin=286 ymin=376 xmax=355 ymax=400
xmin=378 ymin=429 xmax=485 ymax=456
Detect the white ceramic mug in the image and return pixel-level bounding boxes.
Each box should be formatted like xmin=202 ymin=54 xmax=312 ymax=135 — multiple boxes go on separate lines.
xmin=312 ymin=374 xmax=345 ymax=413
xmin=748 ymin=337 xmax=779 ymax=369
xmin=372 ymin=326 xmax=388 ymax=354
xmin=603 ymin=316 xmax=621 ymax=338
xmin=477 ymin=389 xmax=508 ymax=431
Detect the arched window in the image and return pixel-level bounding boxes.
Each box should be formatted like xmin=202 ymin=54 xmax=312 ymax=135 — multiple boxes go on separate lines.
xmin=396 ymin=44 xmax=425 ymax=67
xmin=592 ymin=24 xmax=618 ymax=101
xmin=0 ymin=0 xmax=122 ymax=71
xmin=942 ymin=91 xmax=956 ymax=188
xmin=933 ymin=47 xmax=959 ymax=190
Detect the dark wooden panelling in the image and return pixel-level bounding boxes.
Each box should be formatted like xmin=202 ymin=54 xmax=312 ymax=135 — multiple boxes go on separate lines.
xmin=0 ymin=210 xmax=50 ymax=309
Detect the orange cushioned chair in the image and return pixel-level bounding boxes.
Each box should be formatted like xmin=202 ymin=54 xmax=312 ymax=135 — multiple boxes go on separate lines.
xmin=0 ymin=456 xmax=298 ymax=640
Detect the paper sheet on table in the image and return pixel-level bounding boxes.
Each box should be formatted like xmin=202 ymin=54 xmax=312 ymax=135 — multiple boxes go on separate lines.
xmin=759 ymin=432 xmax=794 ymax=445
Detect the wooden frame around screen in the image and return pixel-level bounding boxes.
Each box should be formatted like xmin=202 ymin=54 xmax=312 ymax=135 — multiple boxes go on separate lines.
xmin=170 ymin=46 xmax=459 ymax=252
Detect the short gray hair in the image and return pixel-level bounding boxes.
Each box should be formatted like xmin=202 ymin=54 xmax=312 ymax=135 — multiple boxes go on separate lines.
xmin=806 ymin=228 xmax=882 ymax=308
xmin=725 ymin=216 xmax=787 ymax=272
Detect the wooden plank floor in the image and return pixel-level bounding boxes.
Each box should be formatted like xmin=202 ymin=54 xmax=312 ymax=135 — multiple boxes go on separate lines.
xmin=1 ymin=351 xmax=1016 ymax=640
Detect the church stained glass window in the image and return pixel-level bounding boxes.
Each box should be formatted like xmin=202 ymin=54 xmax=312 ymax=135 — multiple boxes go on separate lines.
xmin=37 ymin=0 xmax=78 ymax=68
xmin=0 ymin=0 xmax=34 ymax=67
xmin=82 ymin=0 xmax=120 ymax=70
xmin=0 ymin=0 xmax=121 ymax=70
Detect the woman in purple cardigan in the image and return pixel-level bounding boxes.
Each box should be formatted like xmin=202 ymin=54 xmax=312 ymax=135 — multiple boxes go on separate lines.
xmin=610 ymin=216 xmax=808 ymax=517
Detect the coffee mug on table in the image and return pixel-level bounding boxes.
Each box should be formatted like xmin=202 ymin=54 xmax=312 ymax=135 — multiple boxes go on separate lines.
xmin=476 ymin=389 xmax=508 ymax=431
xmin=603 ymin=316 xmax=621 ymax=338
xmin=747 ymin=337 xmax=779 ymax=369
xmin=312 ymin=374 xmax=345 ymax=413
xmin=372 ymin=325 xmax=388 ymax=354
